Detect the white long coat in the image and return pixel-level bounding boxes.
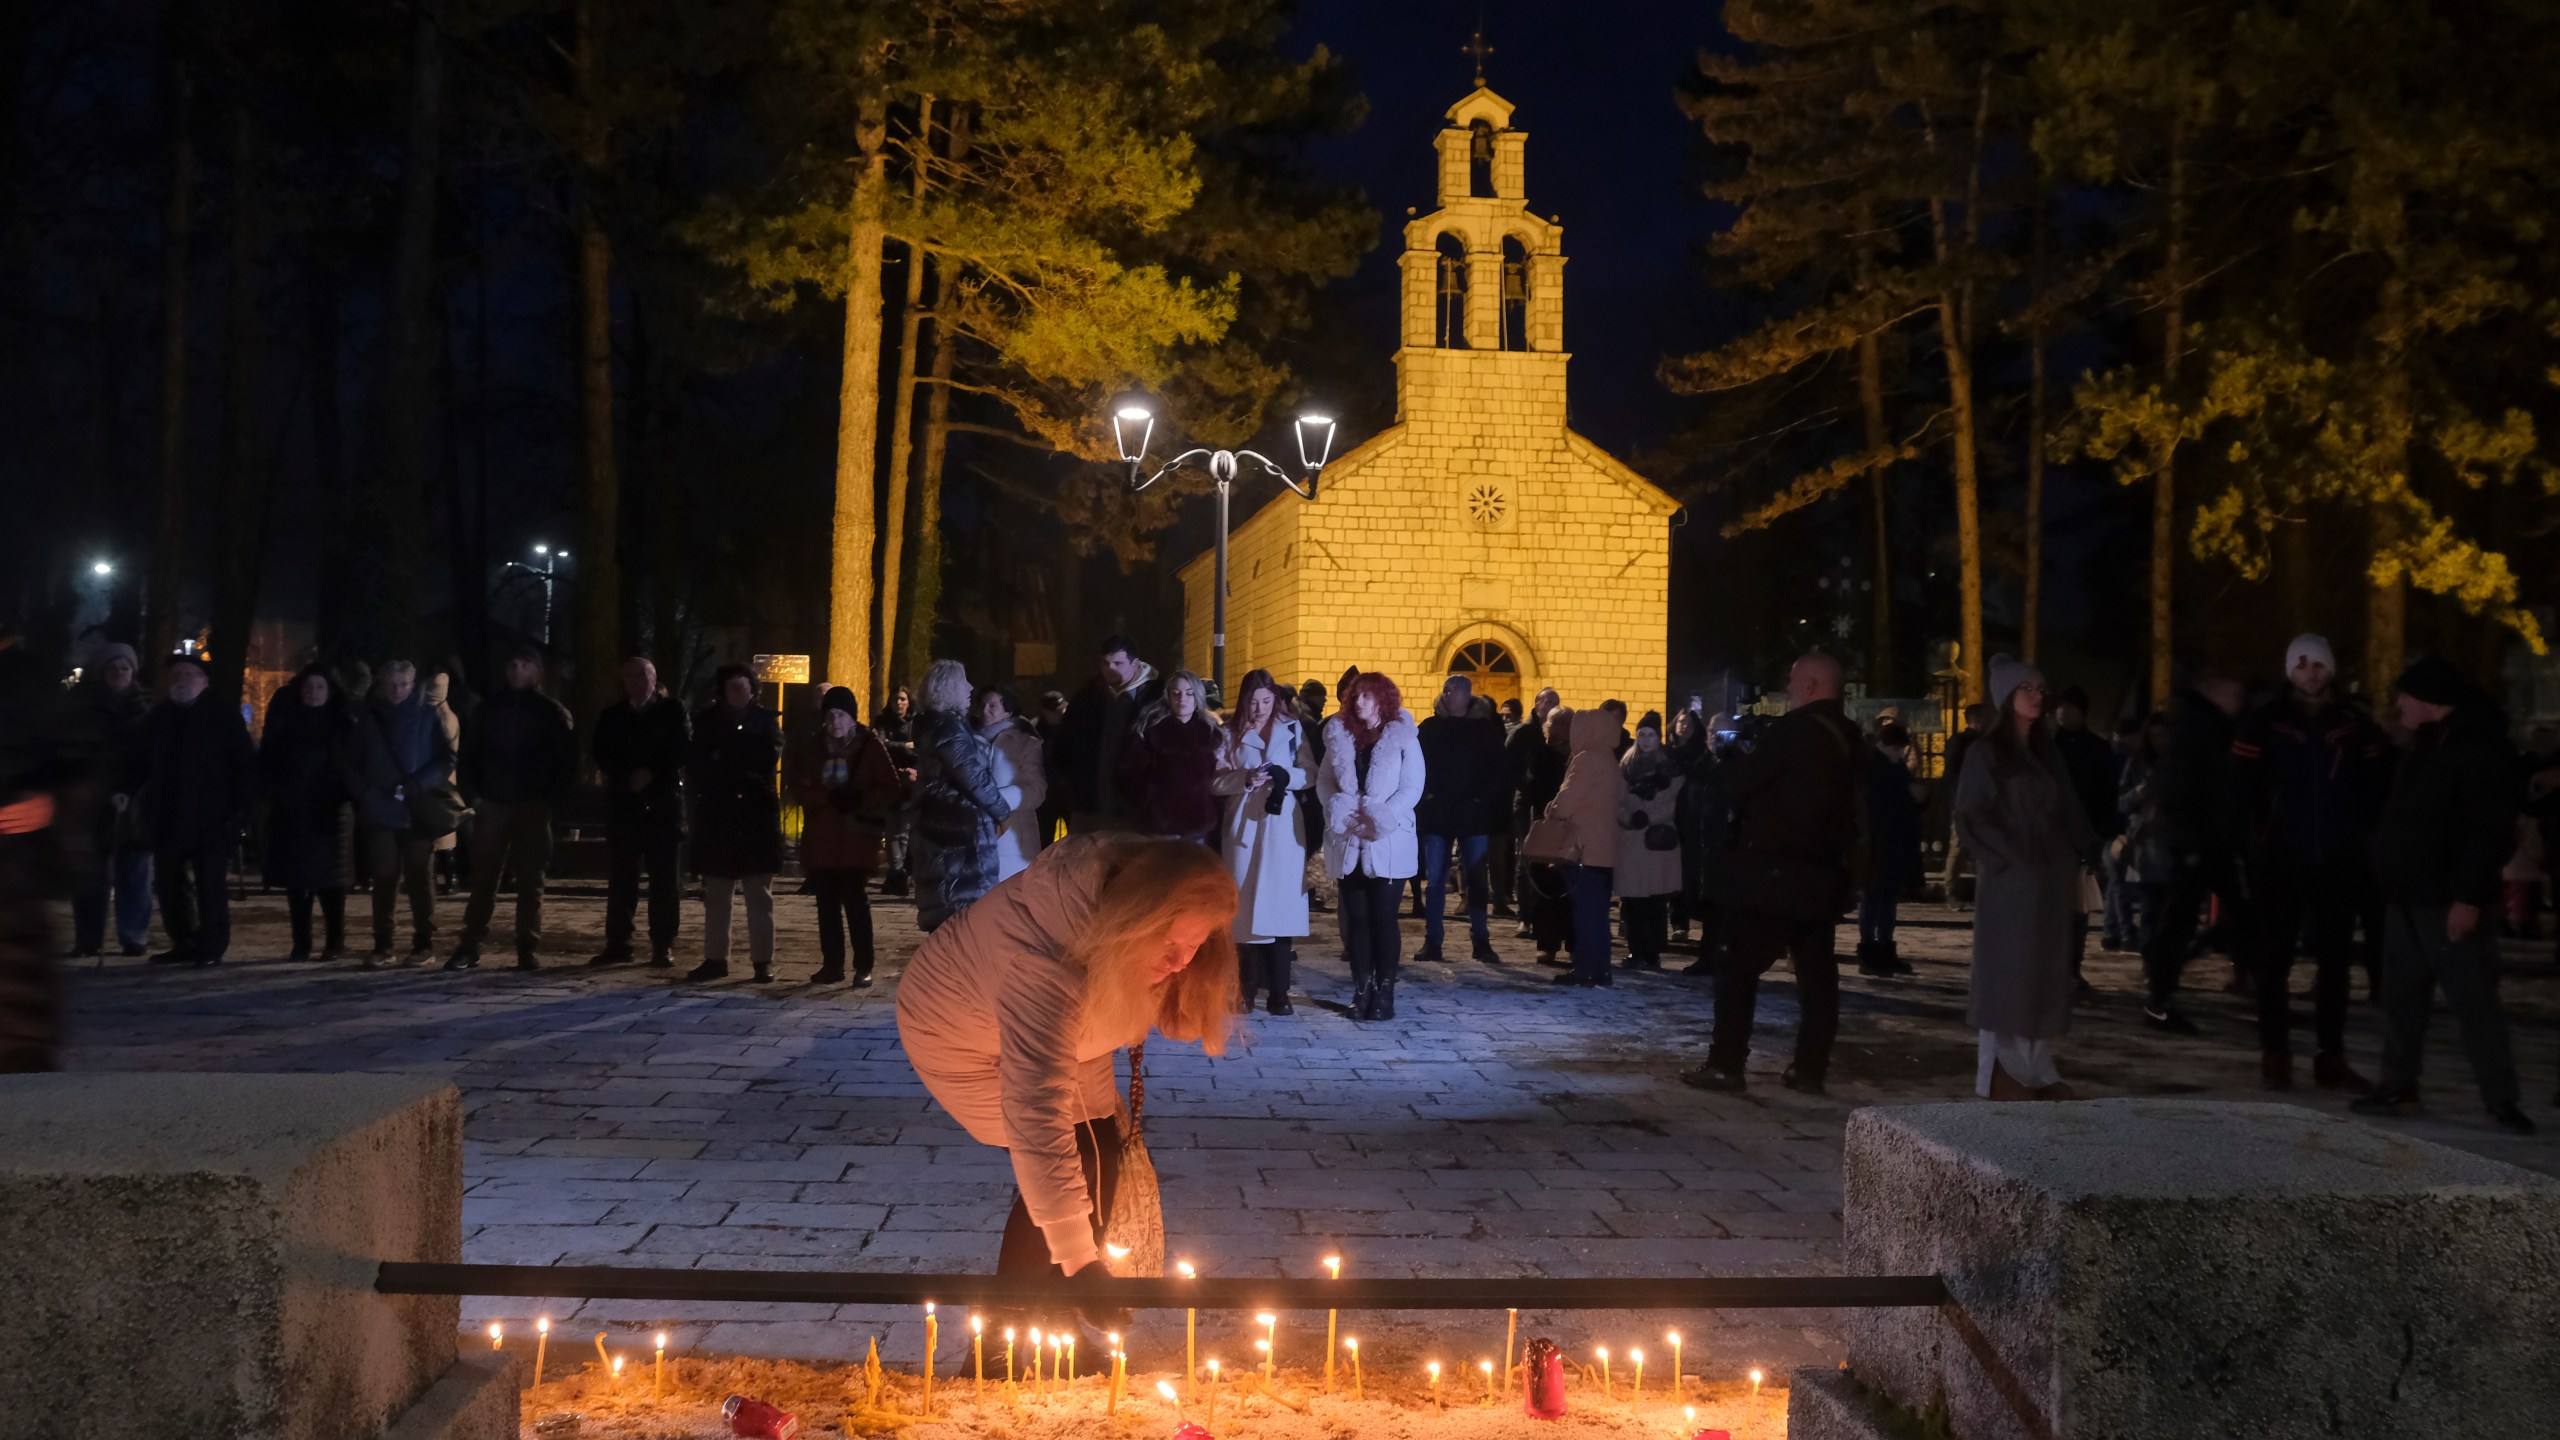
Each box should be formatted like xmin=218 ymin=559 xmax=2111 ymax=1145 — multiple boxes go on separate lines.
xmin=1320 ymin=716 xmax=1424 ymax=881
xmin=1212 ymin=717 xmax=1312 ymax=941
xmin=981 ymin=717 xmax=1048 ymax=882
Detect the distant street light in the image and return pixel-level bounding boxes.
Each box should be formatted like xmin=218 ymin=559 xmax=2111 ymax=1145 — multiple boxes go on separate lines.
xmin=1107 ymin=393 xmax=1340 ymax=699
xmin=501 ymin=544 xmax=571 ymax=644
xmin=91 ymin=560 xmax=113 ymax=577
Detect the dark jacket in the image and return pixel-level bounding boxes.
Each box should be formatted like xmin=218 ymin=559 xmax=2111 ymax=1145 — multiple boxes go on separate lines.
xmin=2231 ymin=696 xmax=2386 ymax=870
xmin=1416 ymin=711 xmax=1508 ymax=838
xmin=1726 ymin=697 xmax=1862 ymax=865
xmin=688 ymin=702 xmax=783 ymax=876
xmin=353 ymin=690 xmax=457 ymax=834
xmin=1049 ymin=664 xmax=1162 ymax=819
xmin=2052 ymin=723 xmax=2124 ymax=841
xmin=592 ymin=694 xmax=691 ymax=838
xmin=1508 ymin=716 xmax=1565 ymax=821
xmin=78 ymin=680 xmax=154 ymax=850
xmin=789 ymin=724 xmax=906 ymax=872
xmin=459 ymin=684 xmax=578 ymax=804
xmin=2152 ymin=690 xmax=2244 ymax=859
xmin=1865 ymin=749 xmax=1924 ymax=890
xmin=1117 ymin=711 xmax=1223 ymax=839
xmin=258 ymin=685 xmax=357 ymax=891
xmin=2369 ymin=703 xmax=2520 ymax=910
xmin=141 ymin=694 xmax=257 ymax=852
xmin=0 ymin=644 xmax=96 ymax=901
xmin=910 ymin=707 xmax=1012 ymax=930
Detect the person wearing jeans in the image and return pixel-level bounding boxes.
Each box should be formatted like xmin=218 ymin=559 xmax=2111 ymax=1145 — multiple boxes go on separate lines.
xmin=1320 ymin=672 xmax=1423 ymax=1020
xmin=1415 ymin=676 xmax=1507 ymax=963
xmin=685 ymin=665 xmax=784 ymax=982
xmin=2353 ymin=655 xmax=2533 ymax=1134
xmin=1544 ymin=709 xmax=1627 ymax=986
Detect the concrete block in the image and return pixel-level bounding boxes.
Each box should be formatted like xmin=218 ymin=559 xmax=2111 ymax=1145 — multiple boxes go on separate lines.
xmin=1843 ymin=1099 xmax=2560 ymax=1440
xmin=0 ymin=1072 xmax=464 ymax=1440
xmin=381 ymin=1354 xmax=518 ymax=1440
xmin=1785 ymin=1366 xmax=1903 ymax=1440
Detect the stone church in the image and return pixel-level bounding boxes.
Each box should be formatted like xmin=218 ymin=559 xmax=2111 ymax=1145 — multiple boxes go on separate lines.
xmin=1178 ymin=85 xmax=1677 ymax=711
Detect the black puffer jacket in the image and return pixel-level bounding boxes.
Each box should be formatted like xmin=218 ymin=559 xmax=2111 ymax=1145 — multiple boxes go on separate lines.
xmin=688 ymin=702 xmax=783 ymax=876
xmin=2369 ymin=703 xmax=2520 ymax=910
xmin=259 ymin=676 xmax=358 ymax=891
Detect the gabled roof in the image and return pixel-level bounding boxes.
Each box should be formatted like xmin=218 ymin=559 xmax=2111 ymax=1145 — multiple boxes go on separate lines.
xmin=1444 ymin=86 xmax=1515 ymax=130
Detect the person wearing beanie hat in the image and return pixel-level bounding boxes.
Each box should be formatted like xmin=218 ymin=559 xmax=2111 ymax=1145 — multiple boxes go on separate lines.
xmin=789 ymin=683 xmax=908 ymax=985
xmin=2230 ymin=633 xmax=2386 ymax=1092
xmin=1954 ymin=659 xmax=2099 ymax=1100
xmin=71 ymin=641 xmax=157 ymax=957
xmin=2354 ymin=655 xmax=2532 ymax=1133
xmin=588 ymin=657 xmax=691 ymax=968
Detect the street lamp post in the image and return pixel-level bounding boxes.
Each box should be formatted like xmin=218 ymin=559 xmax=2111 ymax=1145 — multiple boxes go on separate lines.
xmin=1107 ymin=395 xmax=1338 ymax=701
xmin=502 ymin=544 xmax=570 ymax=645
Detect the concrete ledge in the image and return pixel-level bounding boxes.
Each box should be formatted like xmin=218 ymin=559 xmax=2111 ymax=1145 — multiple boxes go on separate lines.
xmin=384 ymin=1353 xmax=519 ymax=1440
xmin=1784 ymin=1366 xmax=1909 ymax=1440
xmin=0 ymin=1073 xmax=464 ymax=1440
xmin=1842 ymin=1099 xmax=2560 ymax=1440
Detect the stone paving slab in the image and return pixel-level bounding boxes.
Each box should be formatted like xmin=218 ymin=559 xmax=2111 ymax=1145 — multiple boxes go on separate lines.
xmin=54 ymin=885 xmax=2560 ymax=1386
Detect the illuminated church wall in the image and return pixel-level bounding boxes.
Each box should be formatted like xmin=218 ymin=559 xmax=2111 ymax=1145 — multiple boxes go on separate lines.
xmin=1181 ymin=85 xmax=1676 ymax=711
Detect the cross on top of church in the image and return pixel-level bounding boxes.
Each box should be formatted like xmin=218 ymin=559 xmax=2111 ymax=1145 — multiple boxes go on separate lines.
xmin=1462 ymin=27 xmax=1494 ymax=87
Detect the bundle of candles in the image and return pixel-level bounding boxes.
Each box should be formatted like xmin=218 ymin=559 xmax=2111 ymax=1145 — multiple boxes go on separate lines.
xmin=482 ymin=1253 xmax=1782 ymax=1435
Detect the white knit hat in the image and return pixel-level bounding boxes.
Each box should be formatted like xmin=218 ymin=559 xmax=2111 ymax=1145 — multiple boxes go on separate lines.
xmin=1987 ymin=656 xmax=2043 ymax=713
xmin=2286 ymin=633 xmax=2335 ymax=675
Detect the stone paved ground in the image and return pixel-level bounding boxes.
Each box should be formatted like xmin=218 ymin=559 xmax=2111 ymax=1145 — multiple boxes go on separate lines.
xmin=56 ymin=884 xmax=2560 ymax=1389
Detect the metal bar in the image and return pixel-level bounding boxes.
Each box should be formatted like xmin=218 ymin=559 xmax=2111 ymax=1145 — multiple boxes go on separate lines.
xmin=377 ymin=1262 xmax=1944 ymax=1311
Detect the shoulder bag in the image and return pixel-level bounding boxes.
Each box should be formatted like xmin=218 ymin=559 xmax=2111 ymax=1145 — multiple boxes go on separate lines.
xmin=1102 ymin=1041 xmax=1166 ymax=1277
xmin=1520 ymin=814 xmax=1582 ymax=865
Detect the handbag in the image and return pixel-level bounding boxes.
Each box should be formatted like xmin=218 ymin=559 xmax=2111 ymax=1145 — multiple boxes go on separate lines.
xmin=1101 ymin=1041 xmax=1165 ymax=1277
xmin=1520 ymin=815 xmax=1581 ymax=865
xmin=406 ymin=785 xmax=466 ymax=841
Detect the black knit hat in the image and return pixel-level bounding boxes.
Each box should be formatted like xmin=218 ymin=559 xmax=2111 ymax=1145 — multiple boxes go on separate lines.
xmin=820 ymin=685 xmax=859 ymax=719
xmin=1638 ymin=709 xmax=1664 ymax=734
xmin=2394 ymin=654 xmax=2474 ymax=707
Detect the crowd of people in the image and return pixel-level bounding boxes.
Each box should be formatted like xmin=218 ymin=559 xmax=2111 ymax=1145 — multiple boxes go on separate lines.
xmin=2 ymin=618 xmax=2555 ymax=1132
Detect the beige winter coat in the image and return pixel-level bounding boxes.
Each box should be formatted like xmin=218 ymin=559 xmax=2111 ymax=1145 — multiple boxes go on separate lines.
xmin=895 ymin=834 xmax=1134 ymax=1272
xmin=1545 ymin=710 xmax=1628 ymax=869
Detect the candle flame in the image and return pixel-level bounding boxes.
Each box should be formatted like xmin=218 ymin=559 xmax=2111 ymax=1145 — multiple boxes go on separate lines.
xmin=1255 ymin=1340 xmax=1270 ymax=1353
xmin=536 ymin=1317 xmax=550 ymax=1335
xmin=655 ymin=1332 xmax=667 ymax=1350
xmin=1666 ymin=1330 xmax=1680 ymax=1344
xmin=1480 ymin=1360 xmax=1493 ymax=1374
xmin=972 ymin=1316 xmax=985 ymax=1335
xmin=1427 ymin=1362 xmax=1440 ymax=1377
xmin=1686 ymin=1407 xmax=1697 ymax=1422
xmin=1109 ymin=1333 xmax=1122 ymax=1347
xmin=925 ymin=1301 xmax=935 ymax=1315
xmin=611 ymin=1355 xmax=624 ymax=1376
xmin=1156 ymin=1382 xmax=1178 ymax=1402
xmin=1005 ymin=1328 xmax=1016 ymax=1342
xmin=1176 ymin=1259 xmax=1197 ymax=1279
xmin=1596 ymin=1346 xmax=1609 ymax=1361
xmin=1631 ymin=1349 xmax=1644 ymax=1363
xmin=1207 ymin=1359 xmax=1220 ymax=1375
xmin=1343 ymin=1338 xmax=1358 ymax=1351
xmin=488 ymin=1323 xmax=502 ymax=1344
xmin=1256 ymin=1313 xmax=1275 ymax=1326
xmin=1750 ymin=1368 xmax=1765 ymax=1384
xmin=1323 ymin=1255 xmax=1341 ymax=1278
xmin=1106 ymin=1243 xmax=1131 ymax=1259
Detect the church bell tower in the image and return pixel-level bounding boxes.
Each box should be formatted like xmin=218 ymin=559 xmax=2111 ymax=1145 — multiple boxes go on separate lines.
xmin=1395 ymin=85 xmax=1569 ymax=422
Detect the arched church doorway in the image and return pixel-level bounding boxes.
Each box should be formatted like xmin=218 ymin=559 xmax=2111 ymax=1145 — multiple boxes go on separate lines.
xmin=1448 ymin=639 xmax=1521 ymax=709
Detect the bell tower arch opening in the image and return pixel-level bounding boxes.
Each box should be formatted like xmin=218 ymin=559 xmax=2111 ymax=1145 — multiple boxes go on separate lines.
xmin=1468 ymin=119 xmax=1497 ymax=197
xmin=1435 ymin=233 xmax=1471 ymax=349
xmin=1500 ymin=236 xmax=1530 ymax=351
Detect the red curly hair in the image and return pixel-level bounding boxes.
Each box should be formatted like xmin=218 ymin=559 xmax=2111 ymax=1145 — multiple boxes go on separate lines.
xmin=1337 ymin=670 xmax=1404 ymax=751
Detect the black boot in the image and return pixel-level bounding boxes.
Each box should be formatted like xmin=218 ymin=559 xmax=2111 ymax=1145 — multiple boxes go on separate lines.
xmin=287 ymin=907 xmax=313 ymax=962
xmin=1375 ymin=978 xmax=1397 ymax=1020
xmin=1350 ymin=978 xmax=1377 ymax=1021
xmin=1265 ymin=940 xmax=1295 ymax=1015
xmin=1238 ymin=942 xmax=1267 ymax=1010
xmin=1855 ymin=941 xmax=1890 ymax=976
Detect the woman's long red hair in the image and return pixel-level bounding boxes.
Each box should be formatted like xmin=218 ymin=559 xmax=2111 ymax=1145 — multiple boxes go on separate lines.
xmin=1337 ymin=671 xmax=1404 ymax=751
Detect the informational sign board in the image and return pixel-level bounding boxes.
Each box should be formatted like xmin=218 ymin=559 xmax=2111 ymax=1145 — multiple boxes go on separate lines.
xmin=752 ymin=654 xmax=810 ymax=685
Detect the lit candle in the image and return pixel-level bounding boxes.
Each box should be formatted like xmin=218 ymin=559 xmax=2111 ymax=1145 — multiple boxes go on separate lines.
xmin=1750 ymin=1366 xmax=1765 ymax=1405
xmin=1480 ymin=1358 xmax=1496 ymax=1405
xmin=1257 ymin=1312 xmax=1277 ymax=1388
xmin=1685 ymin=1404 xmax=1697 ymax=1433
xmin=1177 ymin=1259 xmax=1199 ymax=1398
xmin=1428 ymin=1361 xmax=1443 ymax=1413
xmin=1157 ymin=1380 xmax=1186 ymax=1425
xmin=610 ymin=1354 xmax=624 ymax=1384
xmin=1028 ymin=1328 xmax=1042 ymax=1397
xmin=923 ymin=1302 xmax=937 ymax=1417
xmin=654 ymin=1332 xmax=666 ymax=1402
xmin=1504 ymin=1308 xmax=1518 ymax=1398
xmin=488 ymin=1322 xmax=503 ymax=1352
xmin=1344 ymin=1338 xmax=1362 ymax=1401
xmin=534 ymin=1317 xmax=549 ymax=1388
xmin=1108 ymin=1334 xmax=1125 ymax=1415
xmin=1630 ymin=1348 xmax=1644 ymax=1404
xmin=1004 ymin=1327 xmax=1017 ymax=1399
xmin=1207 ymin=1358 xmax=1221 ymax=1432
xmin=1322 ymin=1254 xmax=1342 ymax=1394
xmin=1597 ymin=1346 xmax=1612 ymax=1401
xmin=1050 ymin=1334 xmax=1064 ymax=1395
xmin=1667 ymin=1331 xmax=1683 ymax=1405
xmin=972 ymin=1315 xmax=985 ymax=1404
xmin=1065 ymin=1334 xmax=1076 ymax=1389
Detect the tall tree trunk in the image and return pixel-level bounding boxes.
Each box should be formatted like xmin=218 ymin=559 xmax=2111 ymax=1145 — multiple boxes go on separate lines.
xmin=147 ymin=54 xmax=194 ymax=667
xmin=1857 ymin=329 xmax=1894 ymax=693
xmin=209 ymin=104 xmax=268 ymax=708
xmin=903 ymin=292 xmax=956 ymax=683
xmin=827 ymin=89 xmax=889 ymax=704
xmin=875 ymin=97 xmax=934 ymax=706
xmin=2364 ymin=196 xmax=2412 ymax=699
xmin=1937 ymin=293 xmax=1987 ymax=705
xmin=2022 ymin=180 xmax=2049 ymax=666
xmin=363 ymin=0 xmax=443 ymax=661
xmin=307 ymin=275 xmax=344 ymax=652
xmin=571 ymin=0 xmax=621 ymax=725
xmin=2149 ymin=111 xmax=2187 ymax=710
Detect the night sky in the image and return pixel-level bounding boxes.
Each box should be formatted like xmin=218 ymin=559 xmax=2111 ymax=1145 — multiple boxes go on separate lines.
xmin=1288 ymin=0 xmax=1739 ymax=459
